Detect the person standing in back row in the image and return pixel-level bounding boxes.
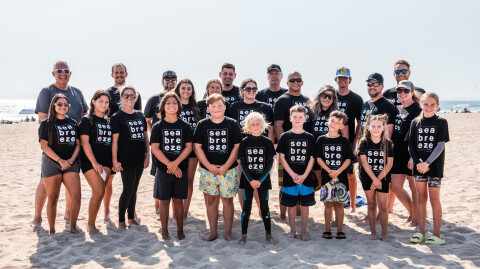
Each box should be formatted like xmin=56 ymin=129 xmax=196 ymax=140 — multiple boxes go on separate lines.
xmin=219 ymin=63 xmax=240 ymax=105
xmin=256 ymin=64 xmax=288 ymax=109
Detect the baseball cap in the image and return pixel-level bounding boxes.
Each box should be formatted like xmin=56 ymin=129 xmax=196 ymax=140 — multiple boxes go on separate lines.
xmin=267 ymin=64 xmax=282 ymax=73
xmin=397 ymin=80 xmax=414 ymax=91
xmin=336 ymin=67 xmax=351 ymax=78
xmin=162 ymin=70 xmax=177 ymax=78
xmin=366 ymin=73 xmax=384 ymax=84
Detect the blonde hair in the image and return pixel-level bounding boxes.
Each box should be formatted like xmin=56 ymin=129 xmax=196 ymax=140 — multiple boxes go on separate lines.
xmin=242 ymin=112 xmax=269 ymax=135
xmin=206 ymin=93 xmax=226 ymax=105
xmin=120 ymin=85 xmax=137 ymax=97
xmin=415 ymin=92 xmax=440 ymax=122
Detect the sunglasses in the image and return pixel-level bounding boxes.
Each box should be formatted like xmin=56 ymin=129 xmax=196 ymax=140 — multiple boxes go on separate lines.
xmin=367 ymin=82 xmax=382 ymax=87
xmin=396 ymin=88 xmax=411 ymax=94
xmin=164 ymin=77 xmax=177 ymax=82
xmin=54 ymin=69 xmax=70 ymax=74
xmin=243 ymin=87 xmax=258 ymax=92
xmin=54 ymin=102 xmax=70 ymax=108
xmin=320 ymin=93 xmax=333 ymax=100
xmin=122 ymin=94 xmax=136 ymax=99
xmin=394 ymin=69 xmax=409 ymax=74
xmin=288 ymin=78 xmax=302 ymax=83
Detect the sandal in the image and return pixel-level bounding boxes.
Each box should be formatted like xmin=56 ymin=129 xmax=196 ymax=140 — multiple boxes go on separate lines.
xmin=410 ymin=232 xmax=425 ymax=243
xmin=322 ymin=232 xmax=333 ymax=239
xmin=335 ymin=232 xmax=346 ymax=239
xmin=425 ymin=235 xmax=445 ymax=245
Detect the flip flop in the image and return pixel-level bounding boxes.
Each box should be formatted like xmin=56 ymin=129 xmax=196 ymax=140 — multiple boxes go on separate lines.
xmin=322 ymin=232 xmax=333 ymax=239
xmin=410 ymin=232 xmax=425 ymax=243
xmin=425 ymin=235 xmax=445 ymax=245
xmin=335 ymin=232 xmax=346 ymax=239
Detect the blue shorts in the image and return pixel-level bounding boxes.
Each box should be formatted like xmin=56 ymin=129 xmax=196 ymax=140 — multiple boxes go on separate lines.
xmin=280 ymin=184 xmax=316 ymax=207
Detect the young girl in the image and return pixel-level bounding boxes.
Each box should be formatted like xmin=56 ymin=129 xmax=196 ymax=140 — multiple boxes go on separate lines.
xmin=357 ymin=114 xmax=394 ymax=241
xmin=174 ymin=79 xmax=201 ymax=220
xmin=407 ymin=92 xmax=449 ymax=245
xmin=150 ymin=92 xmax=193 ymax=240
xmin=38 ymin=93 xmax=81 ymax=234
xmin=237 ymin=112 xmax=277 ymax=245
xmin=111 ymin=86 xmax=150 ymax=229
xmin=79 ymin=90 xmax=112 ymax=233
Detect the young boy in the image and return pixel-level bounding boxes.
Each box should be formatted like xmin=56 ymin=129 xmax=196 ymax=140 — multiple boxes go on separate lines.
xmin=193 ymin=93 xmax=242 ymax=241
xmin=316 ymin=111 xmax=355 ymax=239
xmin=276 ymin=105 xmax=316 ymax=241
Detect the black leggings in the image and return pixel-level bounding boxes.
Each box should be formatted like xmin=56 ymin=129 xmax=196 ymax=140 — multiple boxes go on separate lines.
xmin=241 ymin=187 xmax=271 ymax=235
xmin=119 ymin=166 xmax=143 ymax=222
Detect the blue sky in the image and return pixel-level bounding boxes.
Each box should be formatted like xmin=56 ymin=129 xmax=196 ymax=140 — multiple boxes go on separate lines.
xmin=1 ymin=0 xmax=479 ymax=101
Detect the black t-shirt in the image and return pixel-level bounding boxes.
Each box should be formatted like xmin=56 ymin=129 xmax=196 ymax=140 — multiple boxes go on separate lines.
xmin=222 ymin=86 xmax=241 ymax=105
xmin=311 ymin=110 xmax=331 ymax=141
xmin=315 ymin=135 xmax=355 ymax=188
xmin=38 ymin=118 xmax=78 ymax=160
xmin=193 ymin=117 xmax=242 ymax=170
xmin=360 ymin=97 xmax=398 ymax=132
xmin=181 ymin=103 xmax=199 ymax=132
xmin=358 ymin=138 xmax=394 ymax=182
xmin=276 ymin=131 xmax=316 ymax=188
xmin=273 ymin=93 xmax=311 ymax=132
xmin=78 ymin=115 xmax=113 ymax=167
xmin=405 ymin=115 xmax=449 ymax=178
xmin=238 ymin=135 xmax=275 ymax=189
xmin=110 ymin=110 xmax=147 ymax=169
xmin=150 ymin=119 xmax=193 ymax=172
xmin=106 ymin=86 xmax=142 ymax=117
xmin=197 ymin=99 xmax=231 ymax=120
xmin=229 ymin=100 xmax=273 ymax=134
xmin=383 ymin=86 xmax=426 ymax=108
xmin=144 ymin=93 xmax=165 ymax=126
xmin=336 ymin=90 xmax=363 ymax=142
xmin=256 ymin=87 xmax=288 ymax=108
xmin=393 ymin=102 xmax=422 ymax=142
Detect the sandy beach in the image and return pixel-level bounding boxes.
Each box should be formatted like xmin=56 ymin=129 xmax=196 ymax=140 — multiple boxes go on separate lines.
xmin=0 ymin=113 xmax=479 ymax=268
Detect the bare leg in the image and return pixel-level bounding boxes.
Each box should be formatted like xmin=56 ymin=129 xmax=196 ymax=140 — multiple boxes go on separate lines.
xmin=364 ymin=190 xmax=377 ymax=238
xmin=62 ymin=172 xmax=82 ymax=234
xmin=428 ymin=187 xmax=442 ymax=237
xmin=347 ymin=172 xmax=357 ymax=213
xmin=84 ymin=169 xmax=109 ymax=233
xmin=416 ymin=182 xmax=428 ymax=237
xmin=390 ymin=174 xmax=414 ymax=223
xmin=376 ymin=192 xmax=389 ymax=241
xmin=183 ymin=158 xmax=198 ymax=219
xmin=159 ymin=199 xmax=171 ymax=240
xmin=387 ymin=185 xmax=396 ymax=213
xmin=324 ymin=202 xmax=333 ymax=233
xmin=221 ymin=197 xmax=235 ymax=240
xmin=203 ymin=194 xmax=220 ymax=241
xmin=407 ymin=176 xmax=418 ymax=225
xmin=334 ymin=202 xmax=345 ymax=234
xmin=64 ymin=188 xmax=72 ymax=221
xmin=43 ymin=175 xmax=62 ymax=235
xmin=103 ymin=174 xmax=115 ymax=221
xmin=287 ymin=206 xmax=297 ymax=238
xmin=279 ymin=188 xmax=286 ymax=221
xmin=172 ymin=198 xmax=185 ymax=239
xmin=32 ymin=178 xmax=47 ymax=228
xmin=300 ymin=206 xmax=310 ymax=241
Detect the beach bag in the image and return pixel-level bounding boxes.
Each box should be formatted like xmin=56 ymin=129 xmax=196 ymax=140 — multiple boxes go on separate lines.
xmin=319 ymin=178 xmax=348 ymax=203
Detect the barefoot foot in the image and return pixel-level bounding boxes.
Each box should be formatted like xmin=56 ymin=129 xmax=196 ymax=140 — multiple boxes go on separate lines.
xmin=31 ymin=217 xmax=42 ymax=230
xmin=224 ymin=232 xmax=234 ymax=241
xmin=118 ymin=222 xmax=127 ymax=229
xmin=370 ymin=234 xmax=378 ymax=240
xmin=49 ymin=228 xmax=55 ymax=235
xmin=87 ymin=224 xmax=100 ymax=233
xmin=104 ymin=212 xmax=111 ymax=222
xmin=128 ymin=219 xmax=140 ymax=226
xmin=238 ymin=234 xmax=247 ymax=245
xmin=266 ymin=234 xmax=278 ymax=244
xmin=301 ymin=232 xmax=311 ymax=241
xmin=177 ymin=231 xmax=185 ymax=240
xmin=287 ymin=231 xmax=297 ymax=238
xmin=381 ymin=235 xmax=391 ymax=242
xmin=202 ymin=233 xmax=218 ymax=241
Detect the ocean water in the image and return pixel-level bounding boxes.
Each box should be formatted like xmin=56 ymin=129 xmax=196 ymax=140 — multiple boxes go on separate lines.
xmin=0 ymin=99 xmax=479 ymax=121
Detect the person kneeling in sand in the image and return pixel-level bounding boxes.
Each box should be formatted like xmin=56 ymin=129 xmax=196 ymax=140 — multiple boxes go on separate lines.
xmin=193 ymin=93 xmax=242 ymax=241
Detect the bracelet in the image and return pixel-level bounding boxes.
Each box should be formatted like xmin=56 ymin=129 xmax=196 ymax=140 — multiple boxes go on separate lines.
xmin=57 ymin=157 xmax=61 ymax=162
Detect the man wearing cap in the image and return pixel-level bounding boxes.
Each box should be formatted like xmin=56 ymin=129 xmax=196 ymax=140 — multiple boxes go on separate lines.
xmin=358 ymin=73 xmax=398 ymax=140
xmin=335 ymin=67 xmax=364 ymax=213
xmin=256 ymin=64 xmax=288 ymax=109
xmin=144 ymin=70 xmax=178 ymax=132
xmin=383 ymin=60 xmax=425 ymax=107
xmin=219 ymin=63 xmax=240 ymax=105
xmin=107 ymin=63 xmax=142 ymax=117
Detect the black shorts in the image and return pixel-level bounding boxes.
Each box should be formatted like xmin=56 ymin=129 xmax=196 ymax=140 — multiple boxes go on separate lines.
xmin=280 ymin=184 xmax=316 ymax=207
xmin=360 ymin=176 xmax=390 ymax=193
xmin=81 ymin=159 xmax=112 ymax=175
xmin=391 ymin=141 xmax=412 ymax=175
xmin=153 ymin=168 xmax=188 ymax=200
xmin=188 ymin=150 xmax=197 ymax=159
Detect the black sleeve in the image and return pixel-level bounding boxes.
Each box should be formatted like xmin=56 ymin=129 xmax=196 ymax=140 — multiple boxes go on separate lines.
xmin=231 ymin=120 xmax=242 ymax=144
xmin=78 ymin=117 xmax=91 ymax=136
xmin=387 ymin=140 xmax=394 ymax=157
xmin=355 ymin=95 xmax=364 ymax=121
xmin=357 ymin=139 xmax=367 ymax=156
xmin=308 ymin=134 xmax=316 ymax=158
xmin=185 ymin=122 xmax=194 ymax=143
xmin=144 ymin=96 xmax=157 ymax=118
xmin=344 ymin=138 xmax=355 ymax=160
xmin=315 ymin=136 xmax=324 ymax=159
xmin=150 ymin=122 xmax=161 ymax=145
xmin=224 ymin=102 xmax=232 ymax=118
xmin=276 ymin=133 xmax=287 ymax=154
xmin=110 ymin=114 xmax=121 ymax=134
xmin=263 ymin=104 xmax=274 ymax=124
xmin=273 ymin=99 xmax=285 ymax=122
xmin=387 ymin=106 xmax=398 ymax=125
xmin=38 ymin=120 xmax=48 ymax=141
xmin=406 ymin=122 xmax=420 ymax=163
xmin=437 ymin=118 xmax=450 ymax=143
xmin=193 ymin=120 xmax=205 ymax=144
xmin=135 ymin=93 xmax=142 ymax=111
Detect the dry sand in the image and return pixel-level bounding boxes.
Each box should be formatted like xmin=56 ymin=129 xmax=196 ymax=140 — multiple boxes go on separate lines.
xmin=0 ymin=113 xmax=479 ymax=268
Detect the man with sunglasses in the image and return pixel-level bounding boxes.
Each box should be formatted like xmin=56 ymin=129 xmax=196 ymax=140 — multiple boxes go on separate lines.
xmin=32 ymin=60 xmax=89 ymax=229
xmin=383 ymin=60 xmax=425 ymax=107
xmin=335 ymin=67 xmax=364 ymax=213
xmin=144 ymin=70 xmax=177 ymax=132
xmin=273 ymin=71 xmax=311 ymax=220
xmin=107 ymin=63 xmax=142 ymax=117
xmin=358 ymin=73 xmax=398 ymax=140
xmin=219 ymin=63 xmax=240 ymax=105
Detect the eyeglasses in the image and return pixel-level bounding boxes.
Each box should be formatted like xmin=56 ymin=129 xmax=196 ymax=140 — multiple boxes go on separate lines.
xmin=394 ymin=69 xmax=408 ymax=75
xmin=320 ymin=93 xmax=333 ymax=100
xmin=122 ymin=94 xmax=136 ymax=99
xmin=243 ymin=87 xmax=258 ymax=92
xmin=54 ymin=69 xmax=70 ymax=74
xmin=288 ymin=78 xmax=302 ymax=83
xmin=396 ymin=88 xmax=411 ymax=94
xmin=164 ymin=77 xmax=177 ymax=82
xmin=367 ymin=82 xmax=382 ymax=87
xmin=54 ymin=102 xmax=70 ymax=108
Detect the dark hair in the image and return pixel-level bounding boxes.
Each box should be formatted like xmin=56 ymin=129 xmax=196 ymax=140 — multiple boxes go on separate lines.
xmin=158 ymin=92 xmax=182 ymax=120
xmin=111 ymin=63 xmax=127 ymax=74
xmin=174 ymin=79 xmax=201 ymax=122
xmin=88 ymin=90 xmax=111 ymax=124
xmin=310 ymin=85 xmax=338 ymax=117
xmin=221 ymin=63 xmax=236 ymax=73
xmin=394 ymin=59 xmax=410 ymax=69
xmin=47 ymin=94 xmax=69 ymax=147
xmin=329 ymin=110 xmax=348 ymax=125
xmin=239 ymin=78 xmax=257 ymax=98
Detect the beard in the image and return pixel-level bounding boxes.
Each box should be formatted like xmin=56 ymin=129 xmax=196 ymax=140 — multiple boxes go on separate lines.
xmin=368 ymin=90 xmax=380 ymax=98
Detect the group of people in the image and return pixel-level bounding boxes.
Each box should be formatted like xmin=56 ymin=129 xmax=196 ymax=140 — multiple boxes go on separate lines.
xmin=32 ymin=60 xmax=449 ymax=246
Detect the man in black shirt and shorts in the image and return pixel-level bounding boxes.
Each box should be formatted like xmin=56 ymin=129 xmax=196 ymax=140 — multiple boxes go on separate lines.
xmin=145 ymin=70 xmax=178 ymax=132
xmin=383 ymin=60 xmax=425 ymax=107
xmin=219 ymin=63 xmax=240 ymax=105
xmin=335 ymin=67 xmax=363 ymax=213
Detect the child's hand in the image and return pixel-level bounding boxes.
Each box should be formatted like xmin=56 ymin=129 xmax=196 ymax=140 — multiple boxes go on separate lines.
xmin=207 ymin=164 xmax=218 ymax=175
xmin=294 ymin=174 xmax=306 ymax=184
xmin=250 ymin=180 xmax=261 ymax=189
xmin=174 ymin=167 xmax=182 ymax=178
xmin=373 ymin=178 xmax=382 ymax=189
xmin=167 ymin=160 xmax=179 ymax=174
xmin=59 ymin=159 xmax=71 ymax=170
xmin=407 ymin=158 xmax=414 ymax=170
xmin=329 ymin=169 xmax=340 ymax=179
xmin=416 ymin=163 xmax=430 ymax=174
xmin=217 ymin=165 xmax=228 ymax=176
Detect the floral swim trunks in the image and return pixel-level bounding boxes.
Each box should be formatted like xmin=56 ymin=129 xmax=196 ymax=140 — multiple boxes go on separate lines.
xmin=198 ymin=167 xmax=239 ymax=198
